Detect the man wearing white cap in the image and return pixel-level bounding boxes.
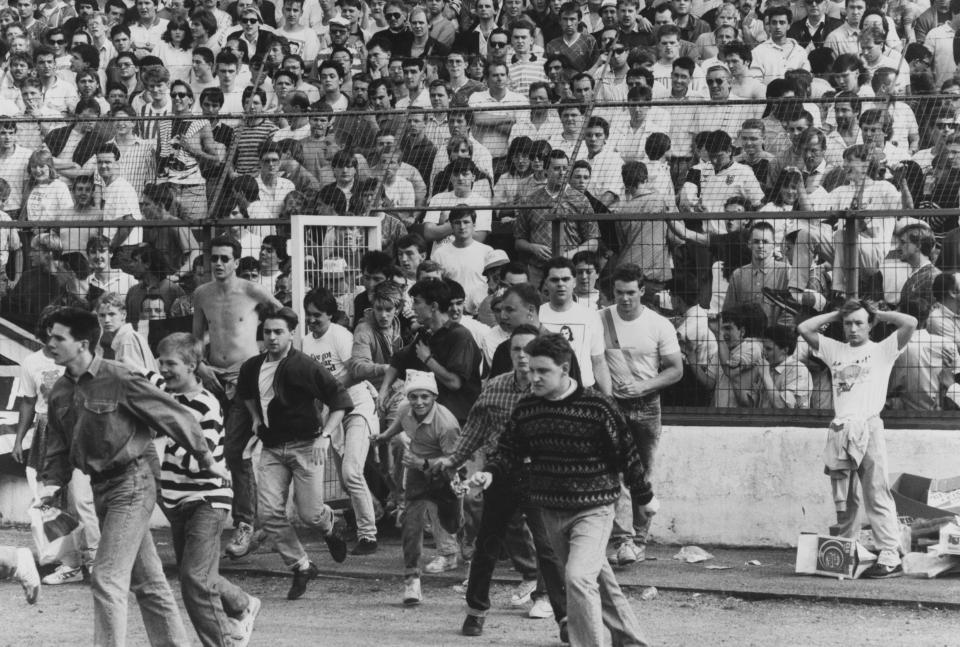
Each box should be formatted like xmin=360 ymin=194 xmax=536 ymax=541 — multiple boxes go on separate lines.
xmin=375 ymin=369 xmax=460 ymax=605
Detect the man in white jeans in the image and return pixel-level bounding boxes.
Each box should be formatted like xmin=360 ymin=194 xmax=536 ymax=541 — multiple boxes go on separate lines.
xmin=798 ymin=299 xmax=916 ymax=578
xmin=302 ymin=286 xmax=379 ymax=554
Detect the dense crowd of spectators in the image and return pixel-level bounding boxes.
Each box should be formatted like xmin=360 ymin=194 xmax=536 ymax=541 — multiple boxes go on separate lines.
xmin=0 ymin=0 xmax=959 ymax=411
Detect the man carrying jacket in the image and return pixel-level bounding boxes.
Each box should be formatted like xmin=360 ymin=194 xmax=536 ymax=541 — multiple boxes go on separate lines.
xmin=237 ymin=305 xmax=353 ymax=600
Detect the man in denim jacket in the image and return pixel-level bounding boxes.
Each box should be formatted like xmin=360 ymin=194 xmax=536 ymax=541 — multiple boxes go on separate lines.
xmin=39 ymin=307 xmax=230 ymax=647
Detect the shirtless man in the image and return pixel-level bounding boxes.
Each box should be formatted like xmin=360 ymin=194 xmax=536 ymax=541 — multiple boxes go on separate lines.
xmin=194 ymin=235 xmax=282 ymax=558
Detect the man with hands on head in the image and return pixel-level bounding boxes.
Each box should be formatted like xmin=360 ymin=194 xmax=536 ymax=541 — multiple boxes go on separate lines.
xmin=797 ymin=298 xmax=916 ymax=579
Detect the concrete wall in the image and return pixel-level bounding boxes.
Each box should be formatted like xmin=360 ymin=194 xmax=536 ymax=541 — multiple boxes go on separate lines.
xmin=3 ymin=425 xmax=960 ymax=546
xmin=651 ymin=425 xmax=960 ymax=547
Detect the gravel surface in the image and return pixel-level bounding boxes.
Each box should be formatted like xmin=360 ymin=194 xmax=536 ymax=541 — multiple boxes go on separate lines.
xmin=6 ymin=572 xmax=960 ymax=646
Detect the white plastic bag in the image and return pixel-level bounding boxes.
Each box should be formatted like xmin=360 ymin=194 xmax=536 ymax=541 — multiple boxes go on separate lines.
xmin=28 ymin=506 xmax=71 ymax=565
xmin=25 ymin=467 xmax=74 ymax=565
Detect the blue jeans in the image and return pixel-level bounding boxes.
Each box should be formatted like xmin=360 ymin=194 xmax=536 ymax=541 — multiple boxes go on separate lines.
xmin=402 ymin=469 xmax=460 ymax=578
xmin=60 ymin=468 xmax=100 ymax=569
xmin=258 ymin=440 xmax=335 ymax=569
xmin=90 ymin=456 xmax=190 ymax=647
xmin=612 ymin=396 xmax=661 ymax=546
xmin=223 ymin=398 xmax=256 ymax=528
xmin=165 ymin=500 xmax=249 ymax=647
xmin=465 ymin=477 xmax=566 ymax=622
xmin=541 ymin=504 xmax=649 ymax=647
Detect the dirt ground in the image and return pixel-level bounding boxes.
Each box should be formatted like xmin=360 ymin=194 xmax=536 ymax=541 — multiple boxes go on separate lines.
xmin=6 ymin=572 xmax=960 ymax=647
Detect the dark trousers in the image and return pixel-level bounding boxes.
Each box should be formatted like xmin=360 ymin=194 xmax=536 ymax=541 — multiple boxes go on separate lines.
xmin=465 ymin=478 xmax=567 ymax=622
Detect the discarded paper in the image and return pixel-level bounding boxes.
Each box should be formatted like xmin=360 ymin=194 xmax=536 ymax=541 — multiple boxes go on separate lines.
xmin=673 ymin=546 xmax=714 ymax=563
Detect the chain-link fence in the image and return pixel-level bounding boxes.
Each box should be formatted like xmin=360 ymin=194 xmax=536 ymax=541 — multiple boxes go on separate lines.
xmin=1 ymin=93 xmax=960 ymax=425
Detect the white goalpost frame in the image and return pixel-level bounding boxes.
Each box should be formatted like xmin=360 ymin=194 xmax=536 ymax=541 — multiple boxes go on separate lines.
xmin=290 ymin=213 xmax=383 ymax=341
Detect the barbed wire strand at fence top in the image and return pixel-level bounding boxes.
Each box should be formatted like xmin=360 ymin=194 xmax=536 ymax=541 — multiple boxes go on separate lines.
xmin=8 ymin=92 xmax=960 ymax=123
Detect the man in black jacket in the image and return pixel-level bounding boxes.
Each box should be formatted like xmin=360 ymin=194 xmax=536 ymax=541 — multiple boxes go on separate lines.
xmin=237 ymin=305 xmax=353 ymax=600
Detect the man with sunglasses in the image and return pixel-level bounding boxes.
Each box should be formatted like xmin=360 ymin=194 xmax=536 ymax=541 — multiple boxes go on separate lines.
xmin=156 ymin=81 xmax=223 ymax=223
xmin=369 ymin=1 xmax=413 ymax=52
xmin=484 ymin=27 xmax=511 ymax=67
xmin=194 ymin=235 xmax=284 ymax=560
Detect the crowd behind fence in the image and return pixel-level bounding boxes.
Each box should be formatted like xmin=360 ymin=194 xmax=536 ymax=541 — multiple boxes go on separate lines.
xmin=0 ymin=61 xmax=960 ymax=426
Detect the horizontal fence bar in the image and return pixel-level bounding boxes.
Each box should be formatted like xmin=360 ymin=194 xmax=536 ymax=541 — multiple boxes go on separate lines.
xmin=3 ymin=208 xmax=953 ymax=229
xmin=7 ymin=92 xmax=959 ymax=123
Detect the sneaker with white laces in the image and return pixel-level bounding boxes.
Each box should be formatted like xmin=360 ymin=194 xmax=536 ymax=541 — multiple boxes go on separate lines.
xmin=42 ymin=563 xmax=83 ymax=585
xmin=510 ymin=579 xmax=538 ymax=607
xmin=528 ymin=596 xmax=552 ymax=619
xmin=15 ymin=548 xmax=40 ymax=604
xmin=423 ymin=554 xmax=459 ymax=574
xmin=232 ymin=595 xmax=262 ymax=647
xmin=225 ymin=522 xmax=255 ymax=559
xmin=402 ymin=577 xmax=422 ymax=606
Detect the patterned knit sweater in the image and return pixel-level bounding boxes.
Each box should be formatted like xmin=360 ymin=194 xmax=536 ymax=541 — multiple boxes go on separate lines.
xmin=486 ymin=383 xmax=649 ymax=511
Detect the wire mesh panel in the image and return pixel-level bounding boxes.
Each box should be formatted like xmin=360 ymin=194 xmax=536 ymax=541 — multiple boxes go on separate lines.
xmin=290 ymin=214 xmax=383 ymax=326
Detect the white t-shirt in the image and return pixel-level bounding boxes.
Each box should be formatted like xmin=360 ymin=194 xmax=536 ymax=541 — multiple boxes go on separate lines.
xmin=577 ymin=148 xmax=625 ymax=202
xmin=18 ymin=350 xmax=64 ymax=416
xmin=302 ymin=324 xmax=375 ymax=409
xmin=424 ymin=191 xmax=493 ymax=249
xmin=302 ymin=323 xmax=353 ymax=380
xmin=258 ymin=358 xmax=281 ymax=427
xmin=814 ymin=333 xmax=901 ymax=419
xmin=430 ymin=240 xmax=492 ymax=315
xmin=603 ymin=306 xmax=681 ymax=400
xmin=539 ymin=301 xmax=605 ymax=387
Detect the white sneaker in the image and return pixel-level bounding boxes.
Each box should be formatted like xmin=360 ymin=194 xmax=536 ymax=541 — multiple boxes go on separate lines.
xmin=423 ymin=554 xmax=459 ymax=574
xmin=15 ymin=548 xmax=40 ymax=604
xmin=42 ymin=563 xmax=83 ymax=585
xmin=528 ymin=596 xmax=552 ymax=619
xmin=232 ymin=596 xmax=262 ymax=647
xmin=510 ymin=579 xmax=538 ymax=607
xmin=615 ymin=542 xmax=640 ymax=566
xmin=403 ymin=577 xmax=422 ymax=606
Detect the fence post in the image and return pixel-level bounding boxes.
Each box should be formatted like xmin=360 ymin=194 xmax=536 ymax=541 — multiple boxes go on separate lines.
xmin=842 ymin=213 xmax=859 ymax=299
xmin=200 ymin=218 xmax=213 ymax=279
xmin=551 ymin=218 xmax=561 ymax=257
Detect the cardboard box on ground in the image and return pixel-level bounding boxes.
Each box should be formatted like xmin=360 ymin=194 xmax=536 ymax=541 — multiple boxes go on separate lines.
xmin=795 ymin=533 xmax=877 ymax=579
xmin=796 ymin=472 xmax=960 ymax=580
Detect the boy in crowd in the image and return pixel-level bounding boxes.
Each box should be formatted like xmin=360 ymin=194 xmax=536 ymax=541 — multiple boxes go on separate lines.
xmin=157 ymin=333 xmax=260 ymax=646
xmin=375 ymin=370 xmax=460 ymax=606
xmin=572 ymin=250 xmax=604 ymax=309
xmin=757 ymin=324 xmax=813 ymax=409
